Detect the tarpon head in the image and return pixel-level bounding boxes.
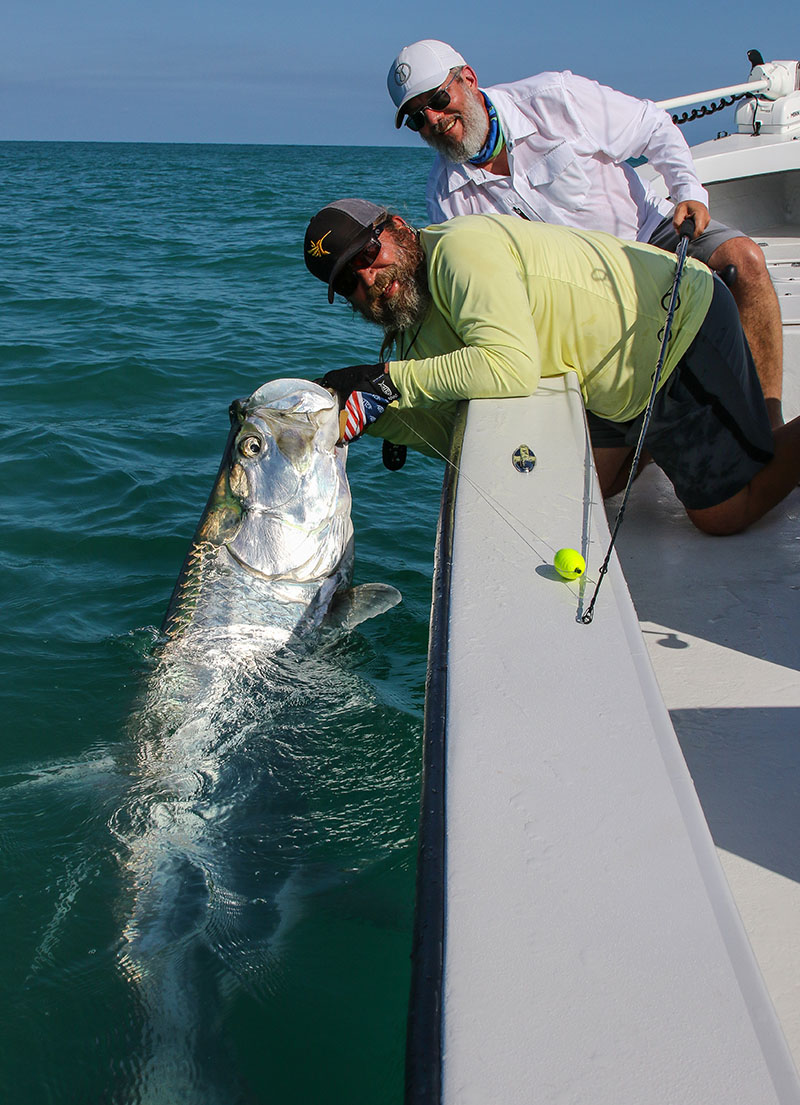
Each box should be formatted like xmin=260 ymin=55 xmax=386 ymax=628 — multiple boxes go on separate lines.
xmin=200 ymin=378 xmax=352 ymax=580
xmin=161 ymin=379 xmax=353 ymax=638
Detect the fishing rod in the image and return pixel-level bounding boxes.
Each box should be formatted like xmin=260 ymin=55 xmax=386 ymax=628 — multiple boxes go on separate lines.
xmin=580 ymin=217 xmax=697 ymax=625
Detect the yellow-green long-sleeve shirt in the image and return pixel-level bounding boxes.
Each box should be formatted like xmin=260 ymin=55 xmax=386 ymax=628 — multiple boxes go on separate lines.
xmin=371 ymin=215 xmax=713 ymax=458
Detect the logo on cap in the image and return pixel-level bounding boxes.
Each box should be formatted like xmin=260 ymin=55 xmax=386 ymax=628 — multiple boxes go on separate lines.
xmin=394 ymin=63 xmax=411 ymax=85
xmin=307 ymin=231 xmax=332 ymax=258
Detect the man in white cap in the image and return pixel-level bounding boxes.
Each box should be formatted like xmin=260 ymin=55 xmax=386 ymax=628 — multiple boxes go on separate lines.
xmin=387 ymin=40 xmax=784 ymax=429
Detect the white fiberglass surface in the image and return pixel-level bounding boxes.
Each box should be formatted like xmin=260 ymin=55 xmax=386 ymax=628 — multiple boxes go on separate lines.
xmin=614 ymin=229 xmax=800 ymax=1069
xmin=442 ymin=379 xmax=799 ymax=1104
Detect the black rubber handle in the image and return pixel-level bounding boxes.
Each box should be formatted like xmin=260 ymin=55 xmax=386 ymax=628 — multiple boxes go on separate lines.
xmin=719 ymin=264 xmax=738 ymax=288
xmin=382 ymin=439 xmax=407 ymax=471
xmin=678 ymin=216 xmax=696 ymax=240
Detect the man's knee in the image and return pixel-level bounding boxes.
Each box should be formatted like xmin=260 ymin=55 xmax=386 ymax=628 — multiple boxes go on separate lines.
xmin=708 ymin=236 xmax=769 ymax=285
xmin=685 ymin=487 xmax=751 ymax=536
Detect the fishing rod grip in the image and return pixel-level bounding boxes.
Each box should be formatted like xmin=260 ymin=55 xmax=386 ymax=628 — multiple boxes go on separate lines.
xmin=678 ymin=216 xmax=696 ymax=240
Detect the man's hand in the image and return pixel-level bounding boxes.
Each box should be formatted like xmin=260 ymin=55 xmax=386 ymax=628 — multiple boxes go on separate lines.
xmin=673 ymin=200 xmax=710 ymax=238
xmin=316 ymin=364 xmax=400 ymax=444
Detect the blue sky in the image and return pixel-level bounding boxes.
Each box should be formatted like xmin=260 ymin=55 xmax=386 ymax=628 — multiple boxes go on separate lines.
xmin=2 ymin=0 xmax=795 ymax=145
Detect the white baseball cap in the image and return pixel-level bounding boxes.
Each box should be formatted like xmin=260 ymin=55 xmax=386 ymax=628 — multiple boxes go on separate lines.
xmin=387 ymin=39 xmax=467 ymax=128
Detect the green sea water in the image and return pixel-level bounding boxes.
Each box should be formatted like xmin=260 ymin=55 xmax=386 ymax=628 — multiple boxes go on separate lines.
xmin=0 ymin=141 xmax=443 ymax=1104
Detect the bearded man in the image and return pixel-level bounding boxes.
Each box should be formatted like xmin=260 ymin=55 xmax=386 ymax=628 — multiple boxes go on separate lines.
xmin=386 ymin=39 xmax=784 ymax=428
xmin=303 ymin=198 xmax=800 ymax=537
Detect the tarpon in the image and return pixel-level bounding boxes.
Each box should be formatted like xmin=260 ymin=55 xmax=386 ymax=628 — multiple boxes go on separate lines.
xmin=113 ymin=378 xmax=400 ymax=1102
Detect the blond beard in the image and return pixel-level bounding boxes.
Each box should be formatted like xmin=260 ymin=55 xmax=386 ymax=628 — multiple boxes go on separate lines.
xmin=350 ymin=226 xmax=431 ymax=335
xmin=423 ymin=84 xmax=488 ymax=163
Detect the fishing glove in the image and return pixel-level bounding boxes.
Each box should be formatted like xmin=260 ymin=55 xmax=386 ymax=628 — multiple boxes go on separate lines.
xmin=316 ymin=364 xmax=400 ymax=444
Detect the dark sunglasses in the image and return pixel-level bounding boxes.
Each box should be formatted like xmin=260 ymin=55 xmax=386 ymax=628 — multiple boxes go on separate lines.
xmin=404 ymin=72 xmax=459 ymax=132
xmin=332 ymin=220 xmax=389 ymax=298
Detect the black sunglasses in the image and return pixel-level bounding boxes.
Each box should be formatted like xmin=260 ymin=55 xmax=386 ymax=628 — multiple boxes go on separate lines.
xmin=404 ymin=71 xmax=459 ymax=132
xmin=332 ymin=220 xmax=390 ymax=298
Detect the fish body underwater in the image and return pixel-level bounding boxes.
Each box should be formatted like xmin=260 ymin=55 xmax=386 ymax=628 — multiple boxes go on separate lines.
xmin=113 ymin=379 xmax=400 ymax=1102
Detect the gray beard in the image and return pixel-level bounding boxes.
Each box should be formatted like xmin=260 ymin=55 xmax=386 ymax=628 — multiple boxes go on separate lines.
xmin=351 ymin=229 xmax=431 ymax=336
xmin=423 ymin=87 xmax=488 ymax=163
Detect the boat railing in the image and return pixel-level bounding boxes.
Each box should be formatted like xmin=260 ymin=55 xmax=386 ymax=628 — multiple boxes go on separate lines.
xmin=656 ymin=77 xmax=768 ymax=112
xmin=655 ymin=58 xmax=800 ymax=132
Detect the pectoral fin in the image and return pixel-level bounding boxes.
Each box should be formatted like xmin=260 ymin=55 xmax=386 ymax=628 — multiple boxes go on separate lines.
xmin=327 ymin=583 xmax=402 ymax=631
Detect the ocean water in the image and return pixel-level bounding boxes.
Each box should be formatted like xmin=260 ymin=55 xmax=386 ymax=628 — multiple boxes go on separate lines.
xmin=0 ymin=141 xmax=442 ymax=1104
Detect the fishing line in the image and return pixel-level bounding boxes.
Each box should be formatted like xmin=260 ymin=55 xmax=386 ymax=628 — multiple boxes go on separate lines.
xmin=580 ymin=219 xmax=696 ymax=625
xmin=390 ymin=409 xmax=575 ymax=571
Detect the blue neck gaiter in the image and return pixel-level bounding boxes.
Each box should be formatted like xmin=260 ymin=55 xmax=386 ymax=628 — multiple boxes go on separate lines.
xmin=468 ymin=94 xmax=505 ymax=166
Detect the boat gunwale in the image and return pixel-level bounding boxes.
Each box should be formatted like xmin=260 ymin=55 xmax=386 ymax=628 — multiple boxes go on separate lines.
xmin=404 ymin=401 xmax=467 ymax=1105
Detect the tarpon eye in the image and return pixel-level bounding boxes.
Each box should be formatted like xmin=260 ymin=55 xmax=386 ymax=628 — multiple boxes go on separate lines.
xmin=238 ymin=435 xmax=264 ymax=459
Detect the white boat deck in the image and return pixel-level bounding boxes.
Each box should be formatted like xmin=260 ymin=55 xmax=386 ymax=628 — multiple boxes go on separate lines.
xmin=615 ymin=225 xmax=800 ymax=1070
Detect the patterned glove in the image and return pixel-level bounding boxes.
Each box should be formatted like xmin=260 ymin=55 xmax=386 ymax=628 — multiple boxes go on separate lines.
xmin=316 ymin=364 xmax=400 ymax=444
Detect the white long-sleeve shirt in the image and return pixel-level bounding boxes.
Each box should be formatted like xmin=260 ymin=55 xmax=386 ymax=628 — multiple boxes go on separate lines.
xmin=425 ymin=70 xmax=709 ymax=242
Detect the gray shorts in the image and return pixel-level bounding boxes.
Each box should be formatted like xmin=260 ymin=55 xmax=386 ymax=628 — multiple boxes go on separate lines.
xmin=647 ymin=213 xmax=744 ymax=266
xmin=586 ymin=278 xmax=774 ymax=510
